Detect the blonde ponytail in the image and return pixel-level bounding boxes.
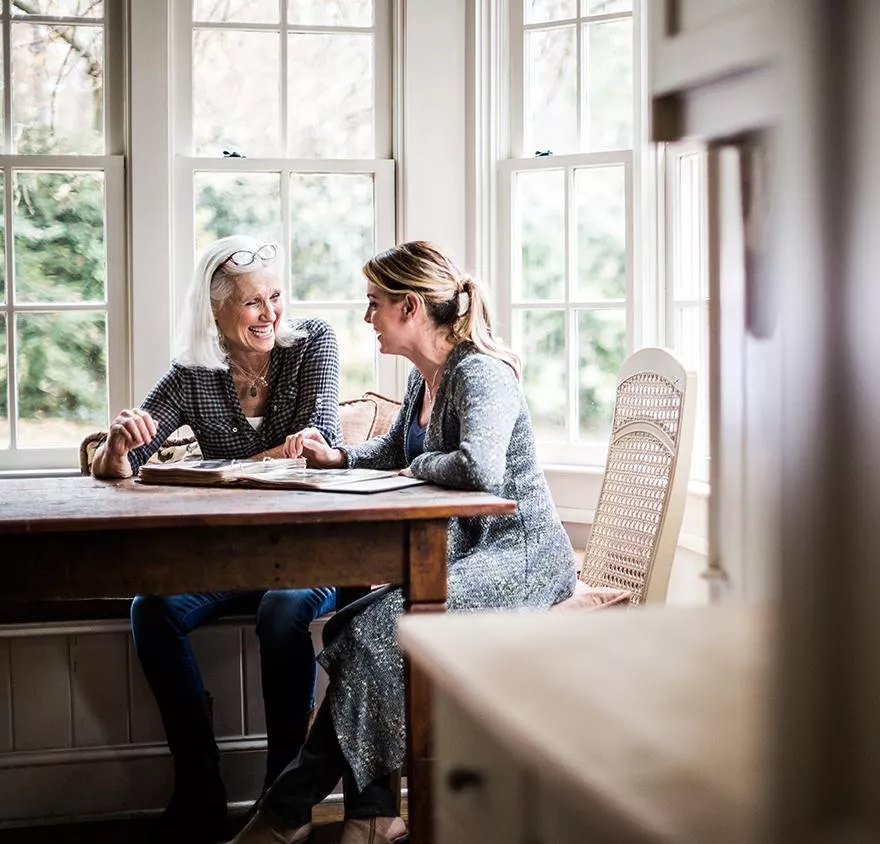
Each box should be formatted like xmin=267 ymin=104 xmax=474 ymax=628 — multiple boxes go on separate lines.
xmin=363 ymin=241 xmax=521 ymax=378
xmin=452 ymin=275 xmax=521 ymax=378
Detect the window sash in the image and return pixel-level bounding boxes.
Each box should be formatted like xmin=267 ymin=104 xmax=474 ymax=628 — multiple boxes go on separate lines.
xmin=171 ymin=0 xmax=398 ymax=398
xmin=0 ymin=154 xmax=127 ymax=471
xmin=0 ymin=1 xmax=126 ymax=472
xmin=0 ymin=0 xmax=125 ymax=155
xmin=509 ymin=0 xmax=636 ymax=159
xmin=497 ymin=150 xmax=633 ymax=465
xmin=173 ymin=156 xmax=398 ymax=395
xmin=171 ymin=0 xmax=392 ymax=159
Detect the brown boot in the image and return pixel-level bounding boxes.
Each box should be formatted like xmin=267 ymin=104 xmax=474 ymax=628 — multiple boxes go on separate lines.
xmin=339 ymin=817 xmax=409 ymax=844
xmin=227 ymin=810 xmax=312 ymax=844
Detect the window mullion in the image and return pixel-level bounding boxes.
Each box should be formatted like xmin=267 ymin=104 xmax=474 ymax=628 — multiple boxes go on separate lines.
xmin=105 ymin=156 xmax=129 ymax=425
xmin=104 ymin=0 xmax=125 ymax=154
xmin=374 ymin=0 xmax=392 ymax=158
xmin=4 ymin=163 xmax=16 ymax=451
xmin=173 ymin=158 xmax=195 ymax=345
xmin=495 ymin=167 xmax=513 ymax=349
xmin=577 ymin=15 xmax=586 ymax=150
xmin=625 ymin=157 xmax=635 ymax=356
xmin=280 ymin=0 xmax=289 ymax=156
xmin=172 ymin=0 xmax=192 ymax=155
xmin=509 ymin=0 xmax=524 ymax=159
xmin=3 ymin=0 xmax=12 ymax=154
xmin=281 ymin=166 xmax=291 ymax=299
xmin=565 ymin=164 xmax=577 ymax=442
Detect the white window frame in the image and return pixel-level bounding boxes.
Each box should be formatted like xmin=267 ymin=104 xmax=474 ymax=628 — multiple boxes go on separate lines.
xmin=0 ymin=0 xmax=128 ymax=473
xmin=170 ymin=0 xmax=399 ymax=398
xmin=495 ymin=0 xmax=642 ymax=468
xmin=662 ymin=140 xmax=710 ymax=484
xmin=497 ymin=151 xmax=634 ymax=466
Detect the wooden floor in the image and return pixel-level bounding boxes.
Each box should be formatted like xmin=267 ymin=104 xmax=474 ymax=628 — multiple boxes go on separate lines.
xmin=0 ymin=801 xmax=408 ymax=843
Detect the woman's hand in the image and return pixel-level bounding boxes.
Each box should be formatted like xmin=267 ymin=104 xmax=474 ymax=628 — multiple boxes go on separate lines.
xmin=92 ymin=408 xmax=157 ymax=478
xmin=283 ymin=428 xmax=346 ymax=468
xmin=105 ymin=408 xmax=158 ymax=457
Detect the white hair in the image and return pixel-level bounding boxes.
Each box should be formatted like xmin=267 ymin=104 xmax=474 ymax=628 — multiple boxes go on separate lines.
xmin=175 ymin=234 xmax=306 ymax=369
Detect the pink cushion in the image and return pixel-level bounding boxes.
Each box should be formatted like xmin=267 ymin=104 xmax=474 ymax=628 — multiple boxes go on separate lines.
xmin=339 ymin=392 xmax=402 ymax=445
xmin=550 ymin=579 xmax=633 ymax=613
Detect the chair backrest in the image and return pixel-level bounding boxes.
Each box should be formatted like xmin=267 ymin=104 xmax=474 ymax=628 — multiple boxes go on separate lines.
xmin=579 ymin=347 xmax=697 ymax=605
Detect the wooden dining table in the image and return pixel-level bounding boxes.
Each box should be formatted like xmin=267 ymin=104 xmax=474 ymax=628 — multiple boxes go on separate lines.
xmin=0 ymin=475 xmax=515 ymax=844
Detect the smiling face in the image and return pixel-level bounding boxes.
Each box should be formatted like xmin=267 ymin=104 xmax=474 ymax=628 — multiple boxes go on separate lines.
xmin=214 ymin=267 xmax=284 ymax=359
xmin=364 ymin=281 xmax=411 ymax=356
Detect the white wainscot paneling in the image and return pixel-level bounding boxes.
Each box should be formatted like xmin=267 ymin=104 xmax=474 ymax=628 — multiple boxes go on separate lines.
xmin=0 ymin=640 xmax=11 ymax=753
xmin=128 ymin=636 xmax=165 ymax=745
xmin=0 ymin=612 xmax=387 ymax=824
xmin=11 ymin=637 xmax=72 ymax=751
xmin=71 ymin=633 xmax=130 ymax=747
xmin=191 ymin=625 xmax=246 ymax=738
xmin=243 ymin=626 xmax=266 ymax=736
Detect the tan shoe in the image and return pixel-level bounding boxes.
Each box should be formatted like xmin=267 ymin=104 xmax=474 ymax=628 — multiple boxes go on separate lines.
xmin=339 ymin=816 xmax=409 ymax=844
xmin=226 ymin=809 xmax=313 ymax=844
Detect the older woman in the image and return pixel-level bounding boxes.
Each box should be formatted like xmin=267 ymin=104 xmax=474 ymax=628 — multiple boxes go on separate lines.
xmin=230 ymin=241 xmax=576 ymax=844
xmin=92 ymin=235 xmax=342 ymax=843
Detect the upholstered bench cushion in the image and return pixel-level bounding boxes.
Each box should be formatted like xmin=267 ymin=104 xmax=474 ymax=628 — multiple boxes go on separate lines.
xmin=79 ymin=392 xmax=402 ymax=476
xmin=339 ymin=392 xmax=401 ymax=444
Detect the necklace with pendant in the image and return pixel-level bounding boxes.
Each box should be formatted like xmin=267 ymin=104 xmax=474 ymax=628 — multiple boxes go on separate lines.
xmin=229 ymin=356 xmax=270 ymax=398
xmin=424 ymin=364 xmax=444 ymax=404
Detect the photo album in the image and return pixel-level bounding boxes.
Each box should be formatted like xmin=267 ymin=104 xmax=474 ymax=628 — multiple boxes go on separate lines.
xmin=137 ymin=457 xmax=427 ymax=494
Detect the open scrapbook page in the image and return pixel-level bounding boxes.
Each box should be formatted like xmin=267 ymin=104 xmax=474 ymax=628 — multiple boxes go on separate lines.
xmin=137 ymin=458 xmax=426 ymax=494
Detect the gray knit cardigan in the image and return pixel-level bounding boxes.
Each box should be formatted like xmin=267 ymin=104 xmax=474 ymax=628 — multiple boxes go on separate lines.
xmin=318 ymin=341 xmax=576 ymax=788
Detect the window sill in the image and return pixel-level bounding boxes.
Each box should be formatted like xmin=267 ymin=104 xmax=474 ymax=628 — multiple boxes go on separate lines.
xmin=0 ymin=468 xmax=80 ymax=480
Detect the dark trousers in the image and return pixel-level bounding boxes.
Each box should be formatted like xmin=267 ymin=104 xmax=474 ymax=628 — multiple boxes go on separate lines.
xmin=131 ymin=587 xmax=337 ymax=786
xmin=262 ymin=587 xmax=398 ymax=825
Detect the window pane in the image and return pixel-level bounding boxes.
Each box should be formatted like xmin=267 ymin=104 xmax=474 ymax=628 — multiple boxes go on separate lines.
xmin=577 ymin=308 xmax=625 ymax=440
xmin=193 ymin=29 xmax=280 ymax=157
xmin=672 ymin=304 xmax=709 ymax=461
xmin=583 ymin=0 xmax=632 ymax=13
xmin=288 ymin=0 xmax=372 ymax=27
xmin=0 ymin=172 xmax=5 ymax=303
xmin=516 ymin=309 xmax=566 ymax=441
xmin=14 ymin=171 xmax=106 ymax=304
xmin=289 ymin=173 xmax=374 ymax=300
xmin=674 ymin=153 xmax=707 ymax=300
xmin=16 ymin=310 xmax=107 ymax=448
xmin=13 ymin=0 xmax=104 ymax=16
xmin=584 ymin=19 xmax=632 ymax=151
xmin=525 ymin=0 xmax=576 ymax=24
xmin=526 ymin=26 xmax=577 ymax=154
xmin=516 ymin=169 xmax=564 ymax=301
xmin=288 ymin=33 xmax=373 ymax=158
xmin=194 ymin=172 xmax=282 ymax=253
xmin=12 ymin=23 xmax=104 ymax=154
xmin=193 ymin=0 xmax=279 ymax=23
xmin=0 ymin=40 xmax=4 ymax=150
xmin=294 ymin=307 xmax=374 ymax=399
xmin=0 ymin=315 xmax=7 ymax=449
xmin=575 ymin=165 xmax=626 ymax=300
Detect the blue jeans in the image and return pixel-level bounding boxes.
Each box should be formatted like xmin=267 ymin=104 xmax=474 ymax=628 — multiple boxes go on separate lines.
xmin=131 ymin=588 xmax=337 ymax=786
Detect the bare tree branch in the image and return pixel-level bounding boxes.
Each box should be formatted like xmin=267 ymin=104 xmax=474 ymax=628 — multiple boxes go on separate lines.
xmin=11 ymin=0 xmax=102 ymax=80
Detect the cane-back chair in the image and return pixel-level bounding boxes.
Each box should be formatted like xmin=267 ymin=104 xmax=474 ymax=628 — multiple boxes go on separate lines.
xmin=577 ymin=346 xmax=697 ymax=605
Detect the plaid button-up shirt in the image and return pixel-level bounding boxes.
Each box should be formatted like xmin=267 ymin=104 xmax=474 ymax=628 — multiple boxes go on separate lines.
xmin=128 ymin=318 xmax=342 ymax=474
